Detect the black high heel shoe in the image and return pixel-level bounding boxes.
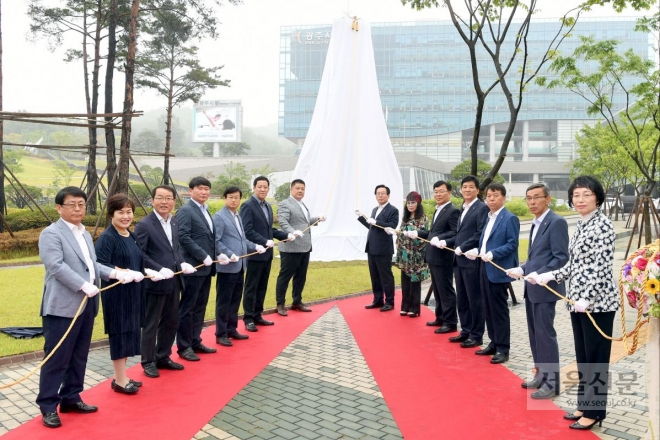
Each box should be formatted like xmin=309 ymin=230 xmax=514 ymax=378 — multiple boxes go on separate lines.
xmin=569 ymin=418 xmax=602 ymax=430
xmin=563 ymin=412 xmax=581 ymax=421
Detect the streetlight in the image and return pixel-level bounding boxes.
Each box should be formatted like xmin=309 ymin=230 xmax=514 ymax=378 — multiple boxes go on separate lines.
xmin=508 ymin=170 xmax=512 ymax=185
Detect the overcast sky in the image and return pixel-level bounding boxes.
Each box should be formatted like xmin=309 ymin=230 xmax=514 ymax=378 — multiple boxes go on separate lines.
xmin=2 ymin=0 xmax=647 ymax=128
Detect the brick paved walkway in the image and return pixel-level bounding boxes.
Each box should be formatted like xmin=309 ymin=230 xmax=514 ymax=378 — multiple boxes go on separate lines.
xmin=0 ymin=222 xmax=653 ymax=439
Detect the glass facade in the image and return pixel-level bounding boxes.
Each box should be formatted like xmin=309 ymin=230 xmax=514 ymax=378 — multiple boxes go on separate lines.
xmin=279 ymin=18 xmax=651 ymax=163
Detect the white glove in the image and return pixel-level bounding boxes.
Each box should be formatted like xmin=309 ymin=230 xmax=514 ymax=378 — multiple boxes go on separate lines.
xmin=287 ymin=233 xmax=296 ymax=242
xmin=481 ymin=251 xmax=494 ymax=262
xmin=438 ymin=240 xmax=447 ymax=249
xmin=81 ymin=282 xmax=100 ymax=298
xmin=454 ymin=247 xmax=462 ymax=256
xmin=355 ymin=209 xmax=362 ymax=216
xmin=217 ymin=254 xmax=230 ymax=266
xmin=367 ymin=217 xmax=376 ymax=225
xmin=181 ymin=262 xmax=197 ymax=274
xmin=203 ymin=255 xmax=213 ymax=266
xmin=229 ymin=254 xmax=239 ymax=262
xmin=429 ymin=237 xmax=441 ymax=248
xmin=505 ymin=267 xmax=524 ymax=279
xmin=159 ymin=268 xmax=175 ymax=279
xmin=574 ymin=298 xmax=590 ymax=313
xmin=319 ymin=215 xmax=326 ymax=222
xmin=145 ymin=268 xmax=164 ymax=282
xmin=129 ymin=270 xmax=144 ymax=282
xmin=384 ymin=227 xmax=396 ymax=236
xmin=293 ymin=230 xmax=304 ymax=237
xmin=113 ymin=270 xmax=135 ymax=284
xmin=525 ymin=271 xmax=555 ymax=285
xmin=265 ymin=240 xmax=275 ymax=248
xmin=404 ymin=230 xmax=418 ymax=239
xmin=255 ymin=245 xmax=266 ymax=254
xmin=465 ymin=248 xmax=479 ymax=260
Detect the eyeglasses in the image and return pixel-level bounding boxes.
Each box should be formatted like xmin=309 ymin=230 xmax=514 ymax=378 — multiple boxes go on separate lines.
xmin=572 ymin=193 xmax=595 ymax=200
xmin=60 ymin=203 xmax=86 ymax=210
xmin=525 ymin=196 xmax=548 ymax=202
xmin=434 ymin=190 xmax=449 ymax=194
xmin=153 ymin=197 xmax=175 ymax=202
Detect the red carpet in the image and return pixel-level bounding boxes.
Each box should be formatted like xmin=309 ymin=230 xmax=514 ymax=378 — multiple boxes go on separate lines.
xmin=338 ymin=294 xmax=597 ymax=439
xmin=3 ymin=302 xmax=334 ymax=440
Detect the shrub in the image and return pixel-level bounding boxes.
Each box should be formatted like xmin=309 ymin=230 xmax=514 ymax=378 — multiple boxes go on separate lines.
xmin=4 ymin=208 xmax=147 ymax=232
xmin=505 ymin=198 xmax=530 ymax=216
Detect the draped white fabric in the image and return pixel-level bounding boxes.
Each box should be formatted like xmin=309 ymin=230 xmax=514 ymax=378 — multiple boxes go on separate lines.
xmin=293 ymin=17 xmax=403 ymax=261
xmin=647 ymin=317 xmax=659 ymax=440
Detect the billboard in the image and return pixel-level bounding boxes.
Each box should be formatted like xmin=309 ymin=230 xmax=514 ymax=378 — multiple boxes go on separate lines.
xmin=193 ymin=100 xmax=242 ymax=143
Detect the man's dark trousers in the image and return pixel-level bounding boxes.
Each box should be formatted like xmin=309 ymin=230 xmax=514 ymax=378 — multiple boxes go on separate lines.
xmin=243 ymin=259 xmax=272 ymax=323
xmin=177 ymin=275 xmax=212 ymax=352
xmin=141 ymin=278 xmax=181 ymax=366
xmin=480 ymin=264 xmax=510 ymax=354
xmin=215 ymin=270 xmax=244 ymax=337
xmin=429 ymin=264 xmax=457 ymax=324
xmin=37 ymin=302 xmax=95 ymax=412
xmin=454 ymin=263 xmax=484 ymax=340
xmin=367 ymin=254 xmax=395 ymax=305
xmin=276 ymin=252 xmax=310 ymax=305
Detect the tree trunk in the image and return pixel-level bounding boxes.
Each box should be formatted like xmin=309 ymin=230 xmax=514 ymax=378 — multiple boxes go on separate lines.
xmin=82 ymin=3 xmax=98 ymax=214
xmin=164 ymin=53 xmax=174 ymax=187
xmin=0 ymin=0 xmax=4 ymax=230
xmin=104 ymin=0 xmax=117 ymax=193
xmin=115 ymin=0 xmax=140 ymax=196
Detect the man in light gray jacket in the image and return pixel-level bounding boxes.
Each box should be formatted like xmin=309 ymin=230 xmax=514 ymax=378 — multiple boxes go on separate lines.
xmin=37 ymin=187 xmax=141 ymax=429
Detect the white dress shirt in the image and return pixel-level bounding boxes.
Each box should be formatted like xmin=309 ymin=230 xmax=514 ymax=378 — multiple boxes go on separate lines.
xmin=432 ymin=201 xmax=452 ymax=224
xmin=191 ymin=198 xmax=213 ymax=231
xmin=480 ymin=207 xmax=504 ymax=255
xmin=531 ymin=208 xmax=550 ymax=244
xmin=460 ymin=198 xmax=478 ymax=224
xmin=61 ymin=219 xmax=96 ymax=284
xmin=375 ymin=202 xmax=389 ymax=219
xmin=154 ymin=211 xmax=173 ymax=246
xmin=292 ymin=197 xmax=310 ymax=223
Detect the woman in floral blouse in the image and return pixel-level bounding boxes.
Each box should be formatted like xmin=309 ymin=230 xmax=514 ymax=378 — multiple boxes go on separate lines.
xmin=394 ymin=191 xmax=430 ymax=317
xmin=532 ymin=176 xmax=619 ymax=431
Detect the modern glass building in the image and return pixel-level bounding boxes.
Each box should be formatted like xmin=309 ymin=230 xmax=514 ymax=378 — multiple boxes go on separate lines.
xmin=278 ymin=17 xmax=652 ymax=194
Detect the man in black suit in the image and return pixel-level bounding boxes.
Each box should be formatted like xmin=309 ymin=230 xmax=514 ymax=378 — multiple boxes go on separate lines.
xmin=444 ymin=176 xmax=489 ymax=347
xmin=405 ymin=180 xmax=459 ymax=333
xmin=175 ymin=177 xmax=217 ymax=362
xmin=357 ymin=184 xmax=400 ymax=312
xmin=240 ymin=176 xmax=292 ymax=332
xmin=135 ymin=186 xmax=187 ymax=378
xmin=506 ymin=183 xmax=568 ymax=399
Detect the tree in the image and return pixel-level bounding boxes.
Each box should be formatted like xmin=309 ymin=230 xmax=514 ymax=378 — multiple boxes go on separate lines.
xmin=213 ymin=176 xmax=251 ymax=199
xmin=219 ymin=142 xmax=250 ymax=156
xmin=274 ymin=182 xmax=290 ymax=202
xmin=7 ymin=184 xmax=43 ymax=209
xmin=547 ymin=34 xmax=660 ymax=243
xmin=135 ymin=1 xmax=229 ymax=186
xmin=449 ymin=159 xmax=503 ymax=197
xmin=139 ymin=164 xmax=164 ymax=187
xmin=133 ymin=129 xmax=163 ymax=153
xmin=53 ymin=160 xmax=77 ymax=187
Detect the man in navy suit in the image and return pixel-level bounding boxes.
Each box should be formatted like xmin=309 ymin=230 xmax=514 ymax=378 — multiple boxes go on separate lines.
xmin=175 ymin=177 xmax=217 ymax=362
xmin=444 ymin=176 xmax=489 ymax=347
xmin=406 ymin=181 xmax=460 ymax=332
xmin=465 ymin=183 xmax=519 ymax=364
xmin=135 ymin=185 xmax=189 ymax=378
xmin=213 ymin=186 xmax=266 ymax=346
xmin=357 ymin=185 xmax=400 ymax=312
xmin=506 ymin=183 xmax=568 ymax=398
xmin=240 ymin=176 xmax=292 ymax=332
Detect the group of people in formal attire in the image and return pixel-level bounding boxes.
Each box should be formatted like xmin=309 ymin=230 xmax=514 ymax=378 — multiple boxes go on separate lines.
xmin=35 ymin=172 xmax=618 ymax=431
xmin=357 ymin=175 xmax=619 ymax=431
xmin=35 ymin=177 xmax=324 ymax=428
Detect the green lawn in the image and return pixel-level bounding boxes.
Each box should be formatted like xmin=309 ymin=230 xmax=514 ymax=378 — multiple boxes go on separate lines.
xmin=0 ymin=243 xmax=531 ymax=358
xmin=15 ymin=156 xmax=88 ymax=188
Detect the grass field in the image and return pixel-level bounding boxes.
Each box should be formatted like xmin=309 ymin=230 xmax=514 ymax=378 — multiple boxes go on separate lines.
xmin=14 ymin=156 xmax=88 ymax=188
xmin=0 ymin=241 xmax=530 ymax=357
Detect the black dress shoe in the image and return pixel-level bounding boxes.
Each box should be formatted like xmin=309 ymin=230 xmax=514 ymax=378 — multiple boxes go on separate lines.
xmin=490 ymin=352 xmax=509 ymax=364
xmin=475 ymin=346 xmax=497 ymax=356
xmin=531 ymin=386 xmax=556 ymax=399
xmin=569 ymin=418 xmax=603 ymax=430
xmin=521 ymin=376 xmax=543 ymax=389
xmin=563 ymin=412 xmax=582 ymax=421
xmin=216 ymin=336 xmax=233 ymax=346
xmin=42 ymin=412 xmax=61 ymax=428
xmin=277 ymin=304 xmax=288 ymax=316
xmin=111 ymin=379 xmax=139 ymax=395
xmin=59 ymin=401 xmax=98 ymax=413
xmin=254 ymin=318 xmax=274 ymax=326
xmin=426 ymin=319 xmax=443 ymax=326
xmin=460 ymin=339 xmax=483 ymax=348
xmin=129 ymin=379 xmax=142 ymax=387
xmin=380 ymin=304 xmax=394 ymax=312
xmin=245 ymin=322 xmax=258 ymax=332
xmin=434 ymin=325 xmax=458 ymax=334
xmin=449 ymin=334 xmax=469 ymax=343
xmin=365 ymin=302 xmax=385 ymax=309
xmin=156 ymin=359 xmax=185 ymax=370
xmin=290 ymin=303 xmax=312 ymax=312
xmin=228 ymin=331 xmax=249 ymax=340
xmin=192 ymin=343 xmax=217 ymax=354
xmin=143 ymin=363 xmax=160 ymax=378
xmin=178 ymin=347 xmax=200 ymax=362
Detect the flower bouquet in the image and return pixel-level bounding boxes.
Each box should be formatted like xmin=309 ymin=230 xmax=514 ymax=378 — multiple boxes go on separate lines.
xmin=620 ymin=240 xmax=660 ymax=318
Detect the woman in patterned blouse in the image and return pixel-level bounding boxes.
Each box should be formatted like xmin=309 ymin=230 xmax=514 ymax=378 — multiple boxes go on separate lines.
xmin=393 ymin=191 xmax=430 ymax=317
xmin=533 ymin=175 xmax=619 ymax=430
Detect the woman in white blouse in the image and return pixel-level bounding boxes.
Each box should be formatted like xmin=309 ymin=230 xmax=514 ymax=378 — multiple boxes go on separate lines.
xmin=531 ymin=176 xmax=618 ymax=431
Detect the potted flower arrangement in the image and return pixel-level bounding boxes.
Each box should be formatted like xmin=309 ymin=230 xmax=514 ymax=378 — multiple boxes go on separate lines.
xmin=620 ymin=240 xmax=660 ymax=318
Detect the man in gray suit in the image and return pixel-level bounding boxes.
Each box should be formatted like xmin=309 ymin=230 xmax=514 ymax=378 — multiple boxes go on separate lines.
xmin=37 ymin=187 xmax=142 ymax=428
xmin=212 ymin=186 xmax=266 ymax=346
xmin=506 ymin=183 xmax=569 ymax=399
xmin=275 ymin=179 xmax=325 ymax=316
